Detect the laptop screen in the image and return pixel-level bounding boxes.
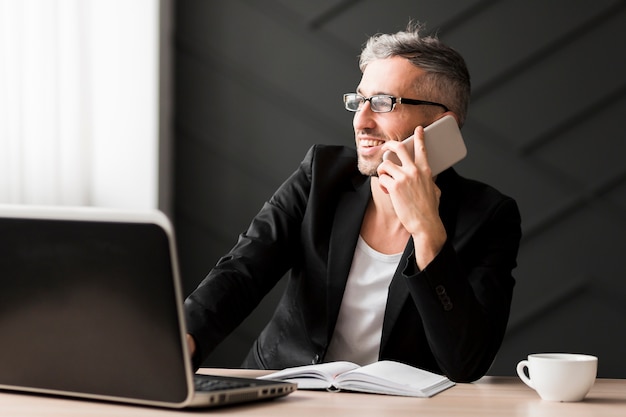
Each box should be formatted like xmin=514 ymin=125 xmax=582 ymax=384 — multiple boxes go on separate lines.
xmin=0 ymin=211 xmax=191 ymax=403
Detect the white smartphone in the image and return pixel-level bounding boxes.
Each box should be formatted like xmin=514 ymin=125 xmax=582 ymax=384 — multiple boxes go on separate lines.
xmin=382 ymin=115 xmax=467 ymax=176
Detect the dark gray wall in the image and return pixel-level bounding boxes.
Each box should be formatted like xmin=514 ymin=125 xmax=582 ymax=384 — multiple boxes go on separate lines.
xmin=171 ymin=0 xmax=626 ymax=378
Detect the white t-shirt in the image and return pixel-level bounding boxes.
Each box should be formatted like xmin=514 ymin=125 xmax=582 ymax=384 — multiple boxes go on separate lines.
xmin=324 ymin=235 xmax=402 ymax=365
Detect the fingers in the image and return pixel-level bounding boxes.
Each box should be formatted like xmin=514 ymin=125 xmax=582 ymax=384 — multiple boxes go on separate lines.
xmin=381 ymin=136 xmax=415 ymax=169
xmin=411 ymin=126 xmax=433 ymax=177
xmin=186 ymin=334 xmax=196 ymax=356
xmin=379 ymin=126 xmax=432 ymax=177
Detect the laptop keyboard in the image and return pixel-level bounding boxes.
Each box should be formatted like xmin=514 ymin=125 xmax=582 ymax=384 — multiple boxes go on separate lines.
xmin=194 ymin=375 xmax=252 ymax=392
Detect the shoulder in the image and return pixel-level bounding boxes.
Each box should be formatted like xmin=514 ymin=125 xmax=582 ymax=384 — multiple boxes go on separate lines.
xmin=302 ymin=145 xmax=357 ymax=169
xmin=300 ymin=145 xmax=364 ymax=187
xmin=438 ymin=168 xmax=516 ymax=202
xmin=270 ymin=145 xmax=364 ymax=209
xmin=438 ymin=168 xmax=521 ymax=222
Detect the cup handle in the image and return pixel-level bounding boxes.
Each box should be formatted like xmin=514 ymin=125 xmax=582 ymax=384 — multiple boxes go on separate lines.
xmin=516 ymin=360 xmax=535 ymax=389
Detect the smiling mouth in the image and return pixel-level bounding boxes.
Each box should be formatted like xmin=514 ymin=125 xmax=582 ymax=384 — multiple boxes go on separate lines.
xmin=359 ymin=138 xmax=385 ymax=147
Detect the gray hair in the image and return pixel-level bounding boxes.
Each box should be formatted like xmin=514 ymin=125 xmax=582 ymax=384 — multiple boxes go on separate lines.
xmin=359 ymin=22 xmax=471 ymax=126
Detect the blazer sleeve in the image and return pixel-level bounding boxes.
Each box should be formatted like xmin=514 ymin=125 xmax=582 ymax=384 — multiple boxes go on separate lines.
xmin=184 ymin=146 xmax=316 ymax=368
xmin=402 ymin=192 xmax=522 ymax=382
xmin=184 ymin=144 xmax=360 ymax=369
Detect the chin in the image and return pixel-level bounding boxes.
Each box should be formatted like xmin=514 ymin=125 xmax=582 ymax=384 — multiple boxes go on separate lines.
xmin=357 ymin=157 xmax=380 ymax=177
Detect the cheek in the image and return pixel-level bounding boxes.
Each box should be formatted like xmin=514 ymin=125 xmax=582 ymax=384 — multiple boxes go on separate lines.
xmin=387 ymin=126 xmax=415 ymax=142
xmin=393 ymin=116 xmax=424 ymax=139
xmin=384 ymin=112 xmax=418 ymax=139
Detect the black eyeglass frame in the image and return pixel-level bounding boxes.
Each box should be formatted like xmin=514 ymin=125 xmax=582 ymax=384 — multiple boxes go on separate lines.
xmin=343 ymin=93 xmax=449 ymax=113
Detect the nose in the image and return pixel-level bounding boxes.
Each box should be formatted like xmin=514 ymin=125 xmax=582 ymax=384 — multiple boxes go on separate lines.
xmin=352 ymin=101 xmax=376 ymax=131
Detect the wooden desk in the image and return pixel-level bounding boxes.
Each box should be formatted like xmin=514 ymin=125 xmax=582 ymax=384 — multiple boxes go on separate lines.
xmin=0 ymin=369 xmax=624 ymax=416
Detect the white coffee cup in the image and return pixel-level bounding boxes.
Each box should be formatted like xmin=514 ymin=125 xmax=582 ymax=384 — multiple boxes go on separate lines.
xmin=516 ymin=353 xmax=597 ymax=402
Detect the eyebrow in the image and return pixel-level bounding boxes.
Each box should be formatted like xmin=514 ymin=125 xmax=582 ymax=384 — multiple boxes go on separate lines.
xmin=355 ymin=88 xmax=392 ymax=97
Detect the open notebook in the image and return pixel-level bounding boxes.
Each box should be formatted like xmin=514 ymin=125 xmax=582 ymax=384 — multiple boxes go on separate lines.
xmin=0 ymin=204 xmax=295 ymax=408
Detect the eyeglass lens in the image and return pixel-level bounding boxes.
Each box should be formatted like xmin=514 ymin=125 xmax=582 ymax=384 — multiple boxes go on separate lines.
xmin=344 ymin=94 xmax=393 ymax=112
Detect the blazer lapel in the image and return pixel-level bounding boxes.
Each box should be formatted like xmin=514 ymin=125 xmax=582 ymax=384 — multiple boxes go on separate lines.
xmin=379 ymin=168 xmax=461 ymax=353
xmin=325 ymin=176 xmax=371 ymax=341
xmin=380 ymin=238 xmax=413 ymax=351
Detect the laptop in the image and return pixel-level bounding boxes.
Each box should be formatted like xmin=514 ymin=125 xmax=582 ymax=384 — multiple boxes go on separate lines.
xmin=0 ymin=204 xmax=296 ymax=408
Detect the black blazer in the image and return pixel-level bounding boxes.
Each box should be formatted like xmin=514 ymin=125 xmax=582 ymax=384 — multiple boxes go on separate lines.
xmin=185 ymin=145 xmax=522 ymax=382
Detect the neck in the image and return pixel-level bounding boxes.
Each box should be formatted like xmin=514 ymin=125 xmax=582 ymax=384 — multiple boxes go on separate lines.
xmin=359 ymin=177 xmax=409 ymax=254
xmin=370 ymin=177 xmax=400 ymax=220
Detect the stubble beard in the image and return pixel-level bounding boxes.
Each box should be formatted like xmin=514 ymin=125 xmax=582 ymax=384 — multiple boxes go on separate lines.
xmin=357 ymin=153 xmax=381 ymax=177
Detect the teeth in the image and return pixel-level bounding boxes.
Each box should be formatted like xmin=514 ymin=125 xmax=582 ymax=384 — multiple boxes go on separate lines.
xmin=361 ymin=139 xmax=384 ymax=147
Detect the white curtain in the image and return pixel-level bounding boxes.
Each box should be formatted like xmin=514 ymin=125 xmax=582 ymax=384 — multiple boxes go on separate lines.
xmin=0 ymin=0 xmax=159 ymax=209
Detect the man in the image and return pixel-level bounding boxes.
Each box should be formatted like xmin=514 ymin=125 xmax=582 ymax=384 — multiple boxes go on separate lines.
xmin=184 ymin=22 xmax=522 ymax=383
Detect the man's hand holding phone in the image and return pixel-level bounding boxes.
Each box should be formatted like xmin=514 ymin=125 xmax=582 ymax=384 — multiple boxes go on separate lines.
xmin=376 ymin=115 xmax=466 ymax=268
xmin=381 ymin=115 xmax=466 ymax=176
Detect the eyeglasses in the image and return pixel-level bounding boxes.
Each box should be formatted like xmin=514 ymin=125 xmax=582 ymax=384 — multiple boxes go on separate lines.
xmin=343 ymin=93 xmax=449 ymax=113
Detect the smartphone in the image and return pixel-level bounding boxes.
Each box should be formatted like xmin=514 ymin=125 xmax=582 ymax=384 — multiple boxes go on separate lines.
xmin=382 ymin=115 xmax=467 ymax=176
